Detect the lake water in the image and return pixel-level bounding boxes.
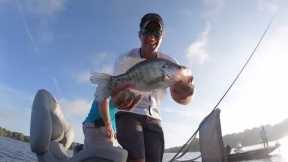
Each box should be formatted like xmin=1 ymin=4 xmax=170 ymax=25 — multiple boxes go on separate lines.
xmin=0 ymin=136 xmax=287 ymax=162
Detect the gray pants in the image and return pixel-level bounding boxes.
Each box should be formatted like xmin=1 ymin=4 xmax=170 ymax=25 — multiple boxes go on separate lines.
xmin=82 ymin=123 xmax=116 ymax=150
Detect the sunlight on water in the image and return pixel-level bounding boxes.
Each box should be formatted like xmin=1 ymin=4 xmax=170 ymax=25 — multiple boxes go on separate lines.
xmin=163 ymin=136 xmax=288 ymax=162
xmin=276 ymin=136 xmax=288 ymax=162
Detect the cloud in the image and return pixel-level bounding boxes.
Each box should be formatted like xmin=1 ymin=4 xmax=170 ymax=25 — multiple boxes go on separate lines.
xmin=75 ymin=52 xmax=116 ymax=84
xmin=0 ymin=83 xmax=89 ymax=141
xmin=50 ymin=77 xmax=64 ymax=98
xmin=178 ymin=0 xmax=225 ymax=22
xmin=220 ymin=24 xmax=288 ymax=134
xmin=75 ymin=71 xmax=91 ymax=84
xmin=186 ymin=22 xmax=210 ymax=65
xmin=7 ymin=0 xmax=67 ymax=54
xmin=56 ymin=97 xmax=92 ymax=143
xmin=178 ymin=8 xmax=194 ymax=17
xmin=184 ymin=0 xmax=224 ymax=66
xmin=162 ymin=121 xmax=195 ymax=147
xmin=0 ymin=84 xmax=33 ymax=104
xmin=22 ymin=0 xmax=66 ymax=16
xmin=202 ymin=0 xmax=225 ymax=21
xmin=162 ymin=105 xmax=205 ymax=120
xmin=59 ymin=98 xmax=91 ymax=118
xmin=58 ymin=98 xmax=91 ymax=143
xmin=257 ymin=0 xmax=279 ymax=13
xmin=1 ymin=0 xmax=66 ymax=16
xmin=89 ymin=52 xmax=117 ymax=74
xmin=90 ymin=52 xmax=116 ymax=72
xmin=0 ymin=84 xmax=34 ymax=135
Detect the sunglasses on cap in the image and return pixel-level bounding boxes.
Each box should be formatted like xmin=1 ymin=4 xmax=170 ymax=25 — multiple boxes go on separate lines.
xmin=140 ymin=21 xmax=163 ymax=38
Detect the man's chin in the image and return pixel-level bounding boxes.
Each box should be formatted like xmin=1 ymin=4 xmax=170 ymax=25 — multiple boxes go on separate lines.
xmin=144 ymin=45 xmax=158 ymax=52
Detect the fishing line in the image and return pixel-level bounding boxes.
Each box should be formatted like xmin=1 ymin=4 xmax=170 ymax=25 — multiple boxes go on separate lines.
xmin=211 ymin=13 xmax=276 ymax=112
xmin=15 ymin=0 xmax=39 ymax=53
xmin=169 ymin=13 xmax=277 ymax=162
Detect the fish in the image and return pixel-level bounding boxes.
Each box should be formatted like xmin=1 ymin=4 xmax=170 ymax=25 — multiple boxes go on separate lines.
xmin=90 ymin=58 xmax=193 ymax=102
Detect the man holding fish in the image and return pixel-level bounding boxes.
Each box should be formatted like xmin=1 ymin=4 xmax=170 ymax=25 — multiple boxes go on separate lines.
xmin=90 ymin=13 xmax=194 ymax=162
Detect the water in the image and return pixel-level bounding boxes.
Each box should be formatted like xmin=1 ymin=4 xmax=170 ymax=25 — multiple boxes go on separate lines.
xmin=0 ymin=137 xmax=37 ymax=162
xmin=163 ymin=136 xmax=288 ymax=162
xmin=0 ymin=136 xmax=287 ymax=162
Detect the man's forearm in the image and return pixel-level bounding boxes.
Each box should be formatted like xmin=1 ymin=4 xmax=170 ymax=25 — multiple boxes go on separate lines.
xmin=100 ymin=98 xmax=111 ymax=126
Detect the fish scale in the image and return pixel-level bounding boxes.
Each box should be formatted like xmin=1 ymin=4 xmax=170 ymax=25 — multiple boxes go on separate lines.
xmin=90 ymin=58 xmax=191 ymax=101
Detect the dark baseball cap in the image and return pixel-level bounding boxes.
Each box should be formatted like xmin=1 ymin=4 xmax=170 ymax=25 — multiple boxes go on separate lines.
xmin=140 ymin=13 xmax=164 ymax=37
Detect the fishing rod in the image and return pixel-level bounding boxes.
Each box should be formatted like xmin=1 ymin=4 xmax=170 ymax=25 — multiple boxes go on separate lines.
xmin=169 ymin=13 xmax=277 ymax=162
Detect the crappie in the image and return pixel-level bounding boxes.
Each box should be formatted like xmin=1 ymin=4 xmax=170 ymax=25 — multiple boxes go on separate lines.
xmin=90 ymin=58 xmax=192 ymax=101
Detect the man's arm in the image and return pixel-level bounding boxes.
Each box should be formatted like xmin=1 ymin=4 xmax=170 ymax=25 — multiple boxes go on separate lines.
xmin=99 ymin=97 xmax=113 ymax=139
xmin=111 ymin=83 xmax=142 ymax=110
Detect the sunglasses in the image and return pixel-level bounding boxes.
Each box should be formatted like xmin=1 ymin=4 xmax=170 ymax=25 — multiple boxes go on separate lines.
xmin=141 ymin=28 xmax=162 ymax=38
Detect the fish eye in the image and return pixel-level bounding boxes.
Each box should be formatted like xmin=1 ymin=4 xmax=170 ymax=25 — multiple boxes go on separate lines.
xmin=161 ymin=64 xmax=168 ymax=69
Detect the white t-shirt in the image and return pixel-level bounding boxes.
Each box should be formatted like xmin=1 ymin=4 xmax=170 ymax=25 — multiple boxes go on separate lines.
xmin=113 ymin=48 xmax=177 ymax=120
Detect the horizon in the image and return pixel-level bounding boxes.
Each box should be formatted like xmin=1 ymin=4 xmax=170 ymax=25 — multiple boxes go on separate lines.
xmin=1 ymin=0 xmax=288 ymax=148
xmin=2 ymin=114 xmax=288 ymax=146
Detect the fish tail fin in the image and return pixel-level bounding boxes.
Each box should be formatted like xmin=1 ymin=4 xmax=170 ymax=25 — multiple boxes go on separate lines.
xmin=90 ymin=72 xmax=112 ymax=101
xmin=90 ymin=72 xmax=112 ymax=85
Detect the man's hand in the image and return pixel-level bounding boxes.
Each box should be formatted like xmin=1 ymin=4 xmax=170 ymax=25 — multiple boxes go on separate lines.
xmin=111 ymin=83 xmax=142 ymax=110
xmin=104 ymin=123 xmax=113 ymax=138
xmin=104 ymin=123 xmax=114 ymax=143
xmin=170 ymin=76 xmax=194 ymax=105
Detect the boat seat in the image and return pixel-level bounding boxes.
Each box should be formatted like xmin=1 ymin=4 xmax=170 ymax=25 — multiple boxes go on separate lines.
xmin=199 ymin=109 xmax=226 ymax=162
xmin=31 ymin=89 xmax=128 ymax=162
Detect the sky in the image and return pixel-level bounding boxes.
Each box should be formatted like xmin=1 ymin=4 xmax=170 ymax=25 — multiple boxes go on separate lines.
xmin=0 ymin=0 xmax=288 ymax=148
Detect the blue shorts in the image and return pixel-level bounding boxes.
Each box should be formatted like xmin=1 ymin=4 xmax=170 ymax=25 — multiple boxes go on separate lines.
xmin=116 ymin=112 xmax=164 ymax=162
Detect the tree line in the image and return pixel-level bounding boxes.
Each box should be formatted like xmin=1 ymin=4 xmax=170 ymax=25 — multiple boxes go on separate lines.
xmin=0 ymin=126 xmax=81 ymax=150
xmin=0 ymin=127 xmax=30 ymax=142
xmin=223 ymin=118 xmax=288 ymax=148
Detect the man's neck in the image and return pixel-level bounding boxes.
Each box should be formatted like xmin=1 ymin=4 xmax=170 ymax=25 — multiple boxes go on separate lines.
xmin=140 ymin=48 xmax=158 ymax=59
